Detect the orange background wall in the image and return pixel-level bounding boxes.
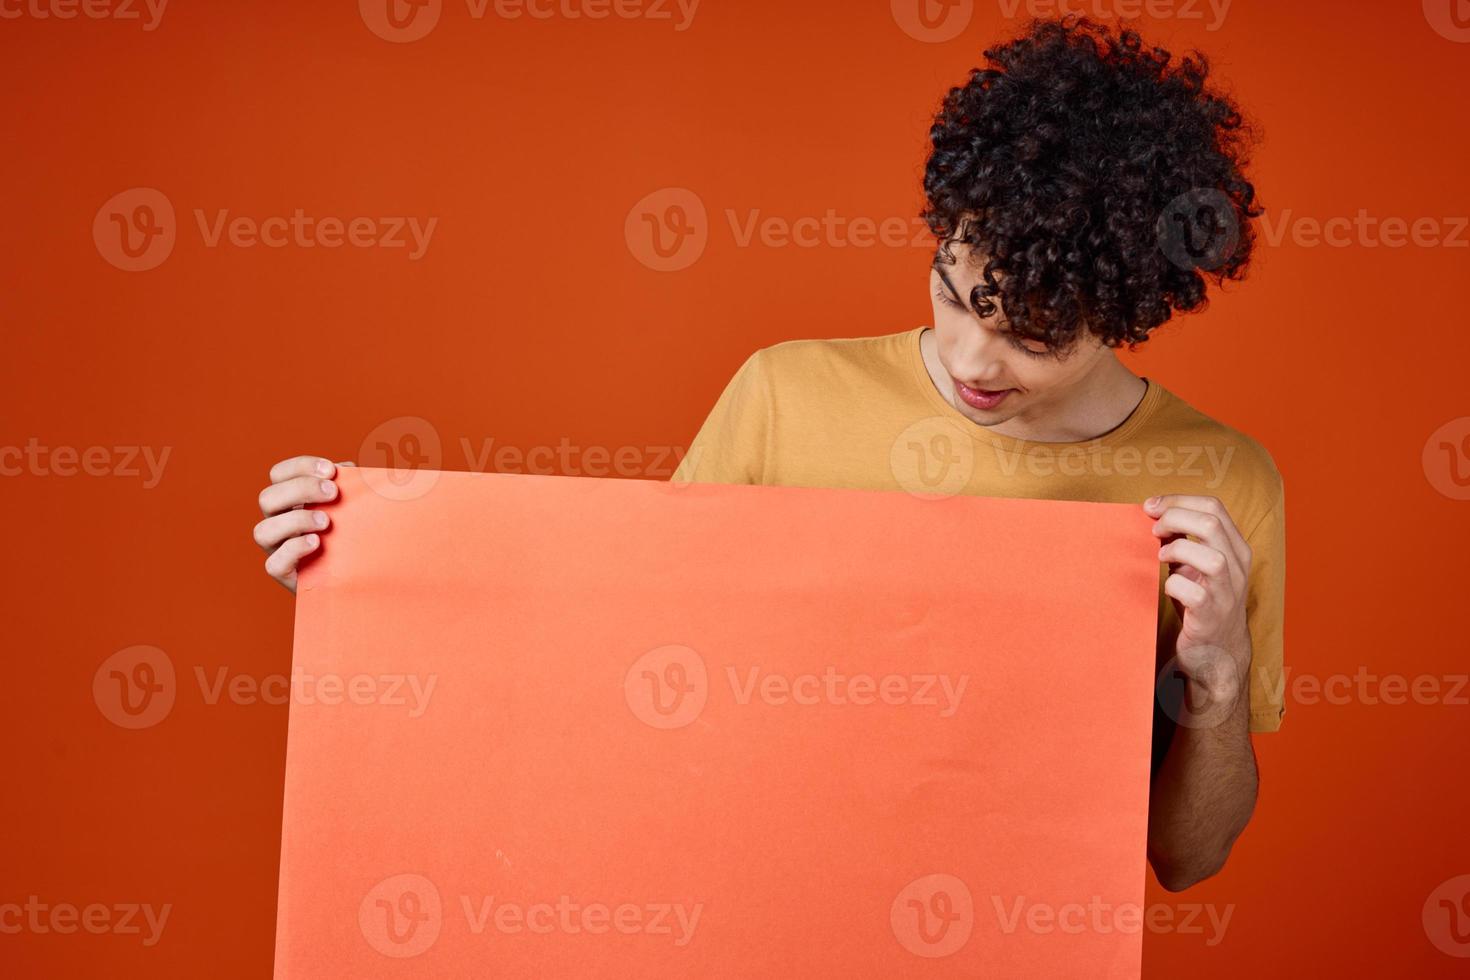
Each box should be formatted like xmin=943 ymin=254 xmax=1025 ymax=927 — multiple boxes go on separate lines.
xmin=4 ymin=0 xmax=1469 ymax=976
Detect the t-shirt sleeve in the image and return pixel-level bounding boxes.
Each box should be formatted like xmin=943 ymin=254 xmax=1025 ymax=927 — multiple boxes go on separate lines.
xmin=671 ymin=349 xmax=773 ymax=486
xmin=1243 ymin=481 xmax=1286 ymax=732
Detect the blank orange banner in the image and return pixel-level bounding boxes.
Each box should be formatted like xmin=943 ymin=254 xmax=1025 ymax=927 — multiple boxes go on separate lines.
xmin=274 ymin=467 xmax=1159 ymax=977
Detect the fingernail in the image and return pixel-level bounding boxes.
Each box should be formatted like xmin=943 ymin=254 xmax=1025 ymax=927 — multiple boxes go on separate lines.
xmin=305 ymin=534 xmax=320 ymax=548
xmin=315 ymin=460 xmax=333 ymax=477
xmin=320 ymin=480 xmax=336 ymax=497
xmin=313 ymin=511 xmax=328 ymax=528
xmin=1145 ymin=496 xmax=1160 ymax=509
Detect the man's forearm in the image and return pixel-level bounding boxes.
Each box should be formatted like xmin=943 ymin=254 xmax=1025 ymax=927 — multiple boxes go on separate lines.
xmin=1146 ymin=673 xmax=1259 ymax=892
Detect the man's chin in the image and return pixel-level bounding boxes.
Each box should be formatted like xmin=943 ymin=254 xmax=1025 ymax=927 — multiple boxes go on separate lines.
xmin=952 ymin=399 xmax=1022 ymax=428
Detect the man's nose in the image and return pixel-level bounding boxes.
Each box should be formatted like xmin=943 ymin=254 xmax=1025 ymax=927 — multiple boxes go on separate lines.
xmin=948 ymin=327 xmax=1011 ymax=387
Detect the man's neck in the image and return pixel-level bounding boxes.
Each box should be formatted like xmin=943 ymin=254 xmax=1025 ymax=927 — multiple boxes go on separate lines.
xmin=993 ymin=354 xmax=1146 ymax=444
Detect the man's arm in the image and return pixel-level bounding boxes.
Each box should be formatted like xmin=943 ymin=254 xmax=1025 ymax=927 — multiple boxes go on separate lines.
xmin=1146 ymin=637 xmax=1259 ymax=891
xmin=1141 ymin=493 xmax=1263 ymax=891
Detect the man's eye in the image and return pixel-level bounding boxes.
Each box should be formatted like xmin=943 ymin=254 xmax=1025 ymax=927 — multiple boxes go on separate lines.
xmin=1006 ymin=333 xmax=1057 ymax=360
xmin=933 ymin=285 xmax=966 ymax=310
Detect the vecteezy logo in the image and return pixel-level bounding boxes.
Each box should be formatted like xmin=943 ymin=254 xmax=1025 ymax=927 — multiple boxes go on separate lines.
xmin=1424 ymin=0 xmax=1470 ymax=42
xmin=1424 ymin=874 xmax=1470 ymax=957
xmin=624 ymin=645 xmax=708 ymax=729
xmin=359 ymin=416 xmax=443 ymax=501
xmin=624 ymin=188 xmax=708 ymax=272
xmin=890 ymin=0 xmax=972 ymax=43
xmin=890 ymin=873 xmax=973 ymax=958
xmin=1155 ymin=646 xmax=1240 ymax=730
xmin=93 ymin=188 xmax=176 ymax=272
xmin=889 ymin=416 xmax=974 ymax=499
xmin=92 ymin=645 xmax=176 ymax=729
xmin=359 ymin=0 xmax=442 ymax=42
xmin=360 ymin=873 xmax=443 ymax=957
xmin=1423 ymin=417 xmax=1470 ymax=501
xmin=1157 ymin=188 xmax=1240 ymax=272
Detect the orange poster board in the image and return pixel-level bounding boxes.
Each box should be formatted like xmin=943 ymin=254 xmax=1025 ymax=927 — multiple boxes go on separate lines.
xmin=274 ymin=467 xmax=1159 ymax=978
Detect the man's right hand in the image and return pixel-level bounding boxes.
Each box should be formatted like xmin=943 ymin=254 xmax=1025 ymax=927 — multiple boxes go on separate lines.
xmin=254 ymin=455 xmax=346 ymax=594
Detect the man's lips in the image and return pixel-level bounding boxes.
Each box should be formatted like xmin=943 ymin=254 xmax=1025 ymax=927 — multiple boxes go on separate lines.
xmin=953 ymin=379 xmax=1015 ymax=410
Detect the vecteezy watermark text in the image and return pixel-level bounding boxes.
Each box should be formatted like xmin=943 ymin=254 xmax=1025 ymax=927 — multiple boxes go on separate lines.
xmin=1 ymin=439 xmax=170 ymax=488
xmin=994 ymin=441 xmax=1235 ymax=488
xmin=1263 ymin=665 xmax=1470 ymax=707
xmin=93 ymin=646 xmax=439 ymax=729
xmin=625 ymin=187 xmax=934 ymax=272
xmin=0 ymin=0 xmax=167 ymax=29
xmin=94 ymin=188 xmax=437 ymax=272
xmin=990 ymin=895 xmax=1234 ymax=945
xmin=625 ymin=646 xmax=972 ymax=730
xmin=995 ymin=0 xmax=1231 ymax=30
xmin=358 ymin=874 xmax=702 ymax=958
xmin=726 ymin=666 xmax=968 ymax=717
xmin=0 ymin=897 xmax=171 ymax=947
xmin=460 ymin=895 xmax=701 ymax=945
xmin=194 ymin=667 xmax=438 ymax=717
xmin=1260 ymin=209 xmax=1469 ymax=249
xmin=358 ymin=0 xmax=699 ymax=43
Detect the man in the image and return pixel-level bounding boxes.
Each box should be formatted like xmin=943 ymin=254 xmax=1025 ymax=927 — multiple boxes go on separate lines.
xmin=254 ymin=17 xmax=1283 ymax=891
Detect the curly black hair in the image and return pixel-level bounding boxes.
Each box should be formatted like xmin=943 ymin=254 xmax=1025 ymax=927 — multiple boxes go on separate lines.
xmin=922 ymin=16 xmax=1263 ymax=350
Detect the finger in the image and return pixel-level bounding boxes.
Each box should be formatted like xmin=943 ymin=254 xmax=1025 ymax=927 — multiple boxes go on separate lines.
xmin=1145 ymin=494 xmax=1249 ymax=563
xmin=1163 ymin=571 xmax=1208 ymax=609
xmin=1156 ymin=531 xmax=1215 ymax=580
xmin=253 ymin=509 xmax=330 ymax=552
xmin=1149 ymin=506 xmax=1247 ymax=574
xmin=258 ymin=474 xmax=338 ymax=517
xmin=264 ymin=533 xmax=321 ymax=584
xmin=1169 ymin=562 xmax=1205 ymax=585
xmin=1146 ymin=494 xmax=1233 ymax=520
xmin=269 ymin=455 xmax=336 ymax=485
xmin=1158 ymin=537 xmax=1236 ymax=588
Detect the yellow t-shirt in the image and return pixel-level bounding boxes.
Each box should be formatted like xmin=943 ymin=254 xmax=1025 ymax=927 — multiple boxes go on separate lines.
xmin=673 ymin=327 xmax=1286 ymax=734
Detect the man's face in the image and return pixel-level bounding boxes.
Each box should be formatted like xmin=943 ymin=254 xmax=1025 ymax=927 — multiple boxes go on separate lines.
xmin=929 ymin=244 xmax=1113 ymax=426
